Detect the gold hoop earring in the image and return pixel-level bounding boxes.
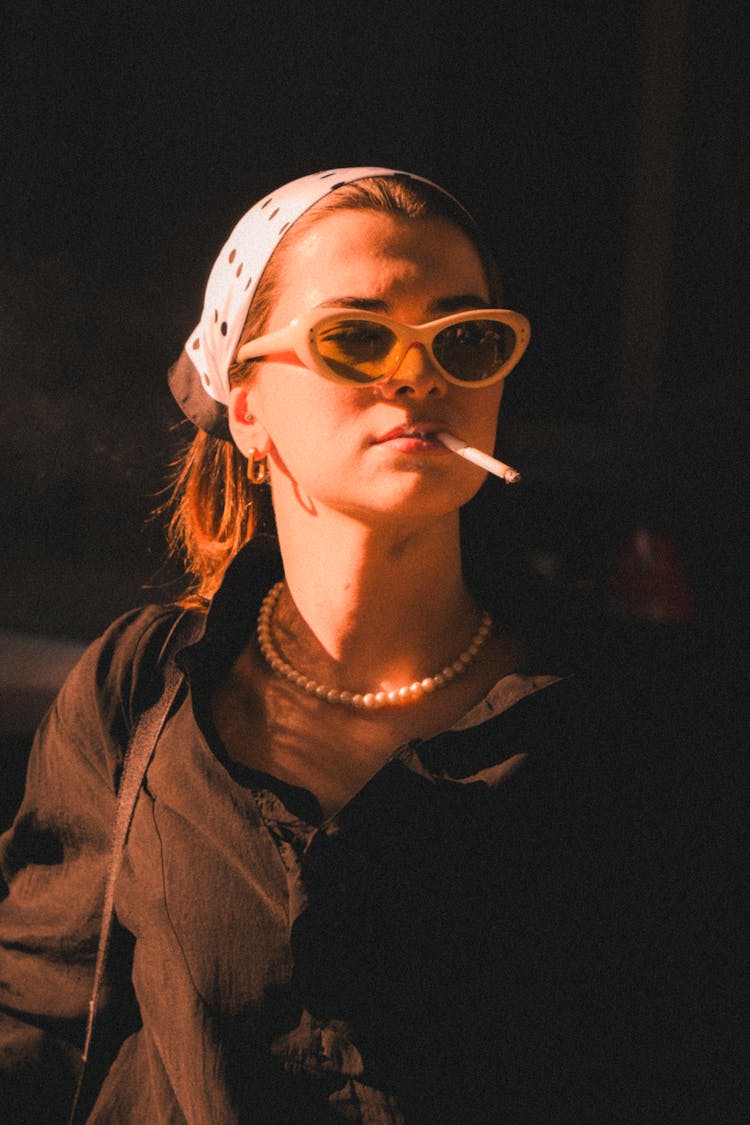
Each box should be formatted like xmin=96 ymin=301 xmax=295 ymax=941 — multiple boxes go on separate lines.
xmin=247 ymin=450 xmax=269 ymax=485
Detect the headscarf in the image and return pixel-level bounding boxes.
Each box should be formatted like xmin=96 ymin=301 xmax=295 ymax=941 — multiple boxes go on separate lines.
xmin=168 ymin=167 xmax=471 ymax=438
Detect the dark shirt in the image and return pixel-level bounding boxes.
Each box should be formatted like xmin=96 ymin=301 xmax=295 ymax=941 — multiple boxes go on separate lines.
xmin=0 ymin=538 xmax=735 ymax=1123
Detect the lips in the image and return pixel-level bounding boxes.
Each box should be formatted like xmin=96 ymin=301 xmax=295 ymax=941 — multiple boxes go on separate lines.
xmin=375 ymin=422 xmax=450 ymax=444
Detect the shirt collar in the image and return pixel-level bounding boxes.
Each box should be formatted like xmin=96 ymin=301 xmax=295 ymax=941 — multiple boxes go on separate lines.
xmin=177 ymin=534 xmax=283 ymax=678
xmin=177 ymin=529 xmax=578 ymax=685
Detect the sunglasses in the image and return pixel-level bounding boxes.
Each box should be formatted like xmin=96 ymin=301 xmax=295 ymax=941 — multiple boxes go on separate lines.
xmin=235 ymin=307 xmax=531 ymax=387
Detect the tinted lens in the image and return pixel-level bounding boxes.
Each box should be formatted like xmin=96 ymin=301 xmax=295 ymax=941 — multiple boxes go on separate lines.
xmin=315 ymin=319 xmax=400 ymax=383
xmin=433 ymin=319 xmax=516 ymax=382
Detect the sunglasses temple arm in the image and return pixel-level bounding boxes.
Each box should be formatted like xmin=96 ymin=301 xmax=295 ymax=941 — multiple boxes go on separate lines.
xmin=436 ymin=432 xmax=521 ymax=485
xmin=236 ymin=322 xmax=297 ymax=364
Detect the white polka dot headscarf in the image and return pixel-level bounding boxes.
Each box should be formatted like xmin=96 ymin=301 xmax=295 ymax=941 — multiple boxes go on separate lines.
xmin=168 ymin=166 xmax=473 ymax=438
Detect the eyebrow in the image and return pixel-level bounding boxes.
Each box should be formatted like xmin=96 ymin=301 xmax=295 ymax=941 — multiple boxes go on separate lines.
xmin=314 ymin=294 xmax=493 ymax=315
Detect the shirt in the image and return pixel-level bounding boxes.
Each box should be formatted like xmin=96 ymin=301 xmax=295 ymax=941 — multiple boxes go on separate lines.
xmin=0 ymin=537 xmax=726 ymax=1123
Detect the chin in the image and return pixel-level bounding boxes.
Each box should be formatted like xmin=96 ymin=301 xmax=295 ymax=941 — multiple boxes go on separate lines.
xmin=351 ymin=484 xmax=474 ymax=524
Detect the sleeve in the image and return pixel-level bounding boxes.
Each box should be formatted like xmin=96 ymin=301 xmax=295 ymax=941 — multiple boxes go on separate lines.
xmin=0 ymin=605 xmax=179 ymax=1123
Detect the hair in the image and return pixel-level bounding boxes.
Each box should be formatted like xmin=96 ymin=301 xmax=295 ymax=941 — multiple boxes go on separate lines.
xmin=165 ymin=175 xmax=505 ymax=606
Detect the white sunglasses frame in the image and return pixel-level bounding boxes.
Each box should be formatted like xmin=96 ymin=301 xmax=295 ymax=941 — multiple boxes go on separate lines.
xmin=235 ymin=307 xmax=531 ymax=387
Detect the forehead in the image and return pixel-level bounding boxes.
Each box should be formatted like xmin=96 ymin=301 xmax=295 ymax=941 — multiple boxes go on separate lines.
xmin=269 ymin=210 xmax=490 ymax=321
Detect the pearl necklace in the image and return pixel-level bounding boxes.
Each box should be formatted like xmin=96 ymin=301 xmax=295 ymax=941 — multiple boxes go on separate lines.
xmin=256 ymin=580 xmax=493 ymax=710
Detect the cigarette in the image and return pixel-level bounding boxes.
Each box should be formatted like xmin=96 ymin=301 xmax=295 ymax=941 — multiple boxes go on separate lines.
xmin=436 ymin=432 xmax=522 ymax=485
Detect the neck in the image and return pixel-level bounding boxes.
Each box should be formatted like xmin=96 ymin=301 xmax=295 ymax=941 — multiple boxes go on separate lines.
xmin=270 ymin=501 xmax=478 ymax=691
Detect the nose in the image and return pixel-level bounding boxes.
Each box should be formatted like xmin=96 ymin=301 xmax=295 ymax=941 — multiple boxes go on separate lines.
xmin=377 ymin=342 xmax=447 ymax=399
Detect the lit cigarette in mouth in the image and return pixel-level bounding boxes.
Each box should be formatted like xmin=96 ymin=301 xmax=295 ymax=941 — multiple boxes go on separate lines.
xmin=436 ymin=432 xmax=522 ymax=485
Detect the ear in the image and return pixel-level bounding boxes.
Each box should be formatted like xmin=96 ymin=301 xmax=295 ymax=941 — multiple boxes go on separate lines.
xmin=227 ymin=385 xmax=272 ymax=458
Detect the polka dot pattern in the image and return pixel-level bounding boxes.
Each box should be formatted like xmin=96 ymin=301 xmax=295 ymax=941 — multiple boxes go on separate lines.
xmin=176 ymin=167 xmax=468 ymax=432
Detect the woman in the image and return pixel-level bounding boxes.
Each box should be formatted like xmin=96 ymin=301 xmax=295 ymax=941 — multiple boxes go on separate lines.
xmin=0 ymin=169 xmax=698 ymax=1122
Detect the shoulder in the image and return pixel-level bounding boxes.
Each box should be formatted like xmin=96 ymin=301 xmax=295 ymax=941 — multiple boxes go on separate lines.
xmin=40 ymin=604 xmax=200 ymax=787
xmin=1 ymin=604 xmax=199 ymax=858
xmin=90 ymin=604 xmax=197 ymax=715
xmin=67 ymin=604 xmax=185 ymax=705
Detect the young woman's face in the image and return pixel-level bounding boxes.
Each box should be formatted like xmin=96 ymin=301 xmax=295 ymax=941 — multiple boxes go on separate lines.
xmin=232 ymin=209 xmax=506 ymax=527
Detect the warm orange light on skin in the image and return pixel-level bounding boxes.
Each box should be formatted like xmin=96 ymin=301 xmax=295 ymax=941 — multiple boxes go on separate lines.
xmin=229 ymin=209 xmax=508 ymax=528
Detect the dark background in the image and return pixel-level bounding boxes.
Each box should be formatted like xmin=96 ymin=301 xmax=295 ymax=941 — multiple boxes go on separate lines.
xmin=1 ymin=0 xmax=747 ymax=814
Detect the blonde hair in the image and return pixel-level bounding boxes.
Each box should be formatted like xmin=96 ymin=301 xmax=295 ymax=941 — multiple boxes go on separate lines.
xmin=166 ymin=176 xmax=503 ymax=606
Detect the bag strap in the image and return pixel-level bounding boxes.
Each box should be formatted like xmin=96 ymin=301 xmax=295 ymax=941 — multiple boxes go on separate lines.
xmin=68 ymin=608 xmax=201 ymax=1125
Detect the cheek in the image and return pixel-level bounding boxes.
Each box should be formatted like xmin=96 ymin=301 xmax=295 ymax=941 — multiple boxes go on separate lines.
xmin=254 ymin=367 xmax=356 ymax=456
xmin=466 ymin=385 xmax=504 ymax=445
xmin=488 ymin=382 xmax=505 ymax=418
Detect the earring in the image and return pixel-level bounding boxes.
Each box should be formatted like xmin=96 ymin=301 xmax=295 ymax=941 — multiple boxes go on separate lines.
xmin=246 ymin=449 xmax=269 ymax=485
xmin=244 ymin=413 xmax=255 ymax=422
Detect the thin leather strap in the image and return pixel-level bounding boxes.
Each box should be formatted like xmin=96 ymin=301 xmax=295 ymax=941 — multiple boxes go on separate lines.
xmin=68 ymin=609 xmax=200 ymax=1124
